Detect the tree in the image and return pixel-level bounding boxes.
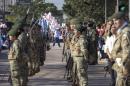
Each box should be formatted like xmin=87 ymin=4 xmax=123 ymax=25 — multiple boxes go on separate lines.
xmin=63 ymin=0 xmax=116 ymax=23
xmin=8 ymin=0 xmax=61 ymax=21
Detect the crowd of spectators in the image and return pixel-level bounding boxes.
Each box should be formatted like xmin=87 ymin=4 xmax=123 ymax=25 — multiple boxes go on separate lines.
xmin=0 ymin=19 xmax=13 ymax=53
xmin=96 ymin=21 xmax=114 ymax=60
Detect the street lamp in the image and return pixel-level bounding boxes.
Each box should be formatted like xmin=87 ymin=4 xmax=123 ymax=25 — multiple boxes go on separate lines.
xmin=105 ymin=0 xmax=107 ymax=23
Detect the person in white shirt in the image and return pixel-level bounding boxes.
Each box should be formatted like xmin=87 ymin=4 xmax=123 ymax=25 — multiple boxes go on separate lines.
xmin=104 ymin=24 xmax=117 ymax=86
xmin=105 ymin=25 xmax=116 ymax=57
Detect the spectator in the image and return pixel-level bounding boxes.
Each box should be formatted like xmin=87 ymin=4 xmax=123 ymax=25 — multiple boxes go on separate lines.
xmin=104 ymin=24 xmax=116 ymax=86
xmin=96 ymin=24 xmax=105 ymax=60
xmin=53 ymin=28 xmax=61 ymax=47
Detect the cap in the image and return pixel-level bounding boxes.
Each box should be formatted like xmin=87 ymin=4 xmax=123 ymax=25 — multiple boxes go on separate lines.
xmin=8 ymin=27 xmax=18 ymax=36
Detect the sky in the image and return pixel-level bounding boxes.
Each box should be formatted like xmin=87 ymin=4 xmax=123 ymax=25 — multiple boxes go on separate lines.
xmin=45 ymin=0 xmax=64 ymax=10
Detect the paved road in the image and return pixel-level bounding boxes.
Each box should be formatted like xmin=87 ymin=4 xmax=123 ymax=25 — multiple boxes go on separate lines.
xmin=0 ymin=43 xmax=111 ymax=86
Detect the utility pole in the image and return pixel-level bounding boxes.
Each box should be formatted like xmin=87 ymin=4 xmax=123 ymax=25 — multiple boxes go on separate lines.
xmin=2 ymin=0 xmax=5 ymax=20
xmin=105 ymin=0 xmax=107 ymax=23
xmin=129 ymin=0 xmax=130 ymax=20
xmin=116 ymin=0 xmax=119 ymax=12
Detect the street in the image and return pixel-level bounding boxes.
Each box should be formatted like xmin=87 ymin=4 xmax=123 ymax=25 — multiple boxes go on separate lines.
xmin=0 ymin=43 xmax=110 ymax=86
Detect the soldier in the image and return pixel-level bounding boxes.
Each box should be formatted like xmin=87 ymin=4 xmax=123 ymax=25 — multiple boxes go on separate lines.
xmin=28 ymin=24 xmax=41 ymax=74
xmin=8 ymin=21 xmax=28 ymax=86
xmin=35 ymin=25 xmax=45 ymax=66
xmin=86 ymin=21 xmax=98 ymax=65
xmin=63 ymin=22 xmax=74 ymax=80
xmin=16 ymin=16 xmax=32 ymax=76
xmin=70 ymin=18 xmax=88 ymax=86
xmin=63 ymin=22 xmax=74 ymax=61
xmin=110 ymin=12 xmax=130 ymax=86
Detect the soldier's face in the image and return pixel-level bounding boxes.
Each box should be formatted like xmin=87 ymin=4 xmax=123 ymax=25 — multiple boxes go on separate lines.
xmin=70 ymin=24 xmax=76 ymax=30
xmin=73 ymin=29 xmax=77 ymax=34
xmin=9 ymin=36 xmax=16 ymax=41
xmin=76 ymin=31 xmax=80 ymax=36
xmin=114 ymin=19 xmax=123 ymax=30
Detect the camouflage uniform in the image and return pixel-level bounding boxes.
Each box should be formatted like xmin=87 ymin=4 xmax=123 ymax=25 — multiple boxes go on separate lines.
xmin=86 ymin=23 xmax=98 ymax=65
xmin=64 ymin=30 xmax=74 ymax=62
xmin=71 ymin=34 xmax=88 ymax=86
xmin=69 ymin=18 xmax=88 ymax=86
xmin=8 ymin=35 xmax=28 ymax=86
xmin=28 ymin=25 xmax=41 ymax=74
xmin=111 ymin=26 xmax=130 ymax=86
xmin=18 ymin=32 xmax=28 ymax=85
xmin=26 ymin=36 xmax=33 ymax=76
xmin=64 ymin=30 xmax=74 ymax=80
xmin=35 ymin=26 xmax=45 ymax=66
xmin=111 ymin=12 xmax=130 ymax=86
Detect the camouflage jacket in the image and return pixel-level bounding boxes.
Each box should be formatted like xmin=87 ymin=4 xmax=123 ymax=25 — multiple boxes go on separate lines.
xmin=111 ymin=25 xmax=130 ymax=74
xmin=71 ymin=34 xmax=88 ymax=60
xmin=8 ymin=40 xmax=20 ymax=60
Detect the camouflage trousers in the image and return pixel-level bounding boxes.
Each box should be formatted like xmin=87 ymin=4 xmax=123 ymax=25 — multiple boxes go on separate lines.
xmin=9 ymin=60 xmax=28 ymax=86
xmin=38 ymin=47 xmax=46 ymax=66
xmin=112 ymin=63 xmax=128 ymax=86
xmin=73 ymin=57 xmax=88 ymax=86
xmin=116 ymin=73 xmax=127 ymax=86
xmin=28 ymin=57 xmax=40 ymax=76
xmin=32 ymin=56 xmax=40 ymax=73
xmin=28 ymin=60 xmax=34 ymax=76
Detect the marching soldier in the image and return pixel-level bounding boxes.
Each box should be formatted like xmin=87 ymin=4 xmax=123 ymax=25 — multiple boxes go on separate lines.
xmin=111 ymin=12 xmax=130 ymax=86
xmin=8 ymin=19 xmax=28 ymax=86
xmin=70 ymin=18 xmax=88 ymax=86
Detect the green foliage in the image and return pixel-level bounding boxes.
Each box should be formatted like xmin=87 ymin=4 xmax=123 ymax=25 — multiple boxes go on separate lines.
xmin=119 ymin=0 xmax=128 ymax=13
xmin=9 ymin=0 xmax=61 ymax=20
xmin=5 ymin=15 xmax=16 ymax=23
xmin=63 ymin=0 xmax=116 ymax=23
